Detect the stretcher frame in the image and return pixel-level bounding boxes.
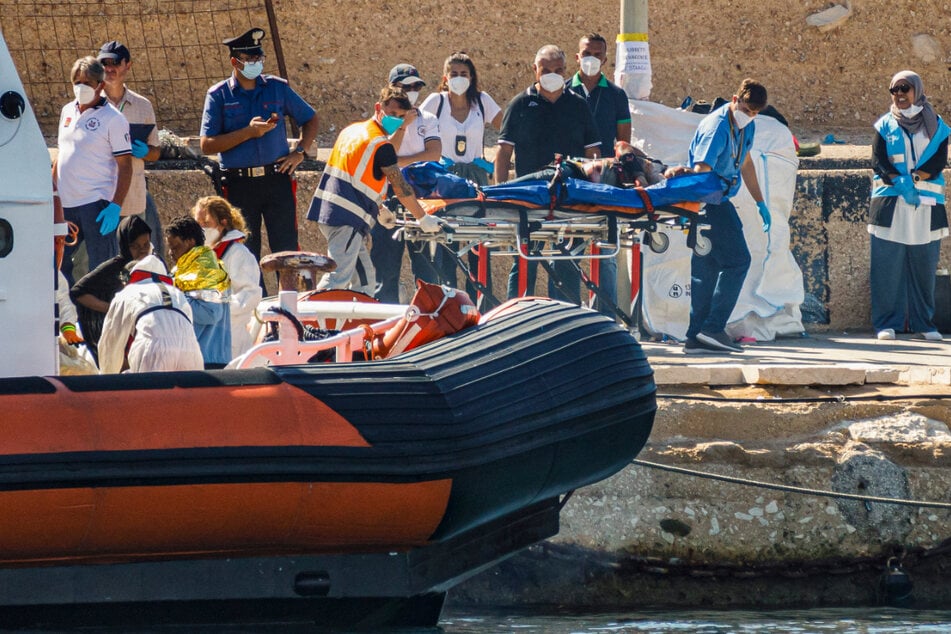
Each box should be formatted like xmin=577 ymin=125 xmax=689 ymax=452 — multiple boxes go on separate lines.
xmin=397 ymin=196 xmax=709 ymax=323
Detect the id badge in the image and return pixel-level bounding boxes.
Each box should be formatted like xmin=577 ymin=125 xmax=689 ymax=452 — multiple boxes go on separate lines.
xmin=455 ymin=134 xmax=467 ymax=156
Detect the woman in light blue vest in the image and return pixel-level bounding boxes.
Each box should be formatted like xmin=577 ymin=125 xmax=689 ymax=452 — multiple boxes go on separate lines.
xmin=869 ymin=70 xmax=949 ymax=341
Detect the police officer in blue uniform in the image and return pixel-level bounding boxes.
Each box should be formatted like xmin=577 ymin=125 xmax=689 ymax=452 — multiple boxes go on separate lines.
xmin=200 ymin=28 xmax=319 ymax=265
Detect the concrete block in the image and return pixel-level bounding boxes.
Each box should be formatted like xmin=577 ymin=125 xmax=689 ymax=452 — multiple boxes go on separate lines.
xmin=742 ymin=364 xmax=866 ymax=385
xmin=864 ymin=366 xmax=905 ymax=384
xmin=899 ymin=366 xmax=951 ymax=386
xmin=653 ymin=365 xmax=745 ymax=386
xmin=652 ymin=365 xmax=711 ymax=385
xmin=705 ymin=365 xmax=746 ymax=386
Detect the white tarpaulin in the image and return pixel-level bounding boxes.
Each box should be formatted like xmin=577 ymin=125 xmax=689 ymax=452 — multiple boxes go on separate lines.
xmin=633 ymin=100 xmax=805 ymax=341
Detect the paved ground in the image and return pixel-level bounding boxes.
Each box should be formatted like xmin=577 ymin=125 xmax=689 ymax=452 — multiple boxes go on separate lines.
xmin=641 ymin=331 xmax=950 ymax=387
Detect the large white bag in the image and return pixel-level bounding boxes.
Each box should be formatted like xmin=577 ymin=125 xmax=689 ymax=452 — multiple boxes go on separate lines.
xmin=634 ymin=100 xmax=805 ymax=341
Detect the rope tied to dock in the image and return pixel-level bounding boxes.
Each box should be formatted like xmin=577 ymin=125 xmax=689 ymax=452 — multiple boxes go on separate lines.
xmin=632 ymin=459 xmax=951 ymax=509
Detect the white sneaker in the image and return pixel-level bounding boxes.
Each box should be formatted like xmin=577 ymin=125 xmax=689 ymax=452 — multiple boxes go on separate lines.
xmin=876 ymin=328 xmax=896 ymax=340
xmin=917 ymin=331 xmax=943 ymax=341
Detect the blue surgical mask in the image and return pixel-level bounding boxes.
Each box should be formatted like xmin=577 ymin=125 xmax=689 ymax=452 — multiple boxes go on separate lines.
xmin=239 ymin=60 xmax=264 ymax=80
xmin=380 ymin=114 xmax=404 ymax=135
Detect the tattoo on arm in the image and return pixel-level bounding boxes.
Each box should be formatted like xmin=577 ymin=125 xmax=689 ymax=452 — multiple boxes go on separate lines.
xmin=383 ymin=165 xmax=415 ymax=197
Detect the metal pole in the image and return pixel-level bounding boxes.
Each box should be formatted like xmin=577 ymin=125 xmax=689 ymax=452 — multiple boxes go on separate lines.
xmin=264 ymin=0 xmax=299 ymax=136
xmin=615 ymin=0 xmax=652 ymax=100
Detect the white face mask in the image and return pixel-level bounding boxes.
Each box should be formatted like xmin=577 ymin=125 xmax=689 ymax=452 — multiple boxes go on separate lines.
xmin=733 ymin=108 xmax=753 ymax=129
xmin=448 ymin=76 xmax=470 ymax=96
xmin=203 ymin=227 xmax=221 ymax=246
xmin=73 ymin=83 xmax=97 ymax=105
xmin=899 ymin=104 xmax=923 ymax=118
xmin=579 ymin=56 xmax=602 ymax=76
xmin=405 ymin=91 xmax=420 ymax=106
xmin=239 ymin=60 xmax=264 ymax=80
xmin=538 ymin=72 xmax=564 ymax=93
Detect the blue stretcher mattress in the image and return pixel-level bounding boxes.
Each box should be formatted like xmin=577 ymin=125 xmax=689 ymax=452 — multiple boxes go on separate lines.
xmin=402 ymin=162 xmax=726 ymax=211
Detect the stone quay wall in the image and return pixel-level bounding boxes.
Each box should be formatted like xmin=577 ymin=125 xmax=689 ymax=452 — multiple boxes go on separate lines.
xmin=450 ymin=388 xmax=951 ymax=609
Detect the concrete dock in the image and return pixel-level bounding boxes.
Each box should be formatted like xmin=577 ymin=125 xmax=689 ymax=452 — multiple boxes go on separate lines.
xmin=642 ymin=332 xmax=951 ymax=387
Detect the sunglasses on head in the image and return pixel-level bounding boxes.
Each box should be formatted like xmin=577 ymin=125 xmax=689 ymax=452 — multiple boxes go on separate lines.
xmin=889 ymin=84 xmax=912 ymax=95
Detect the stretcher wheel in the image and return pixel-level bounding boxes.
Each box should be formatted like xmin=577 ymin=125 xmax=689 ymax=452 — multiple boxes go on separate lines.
xmin=647 ymin=231 xmax=669 ymax=254
xmin=693 ymin=235 xmax=712 ymax=256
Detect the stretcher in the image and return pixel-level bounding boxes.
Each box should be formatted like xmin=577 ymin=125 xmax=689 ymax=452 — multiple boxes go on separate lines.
xmin=395 ymin=163 xmax=727 ymax=322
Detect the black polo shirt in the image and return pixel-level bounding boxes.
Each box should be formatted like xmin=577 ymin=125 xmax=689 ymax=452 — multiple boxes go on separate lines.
xmin=498 ymin=85 xmax=600 ymax=177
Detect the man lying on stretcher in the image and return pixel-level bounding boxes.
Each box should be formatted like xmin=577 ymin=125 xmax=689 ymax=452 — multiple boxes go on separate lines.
xmin=509 ymin=141 xmax=667 ymax=189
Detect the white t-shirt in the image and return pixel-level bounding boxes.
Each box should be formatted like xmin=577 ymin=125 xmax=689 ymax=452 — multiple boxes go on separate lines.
xmin=394 ymin=108 xmax=440 ymax=158
xmin=56 ymin=99 xmax=132 ymax=208
xmin=420 ymin=91 xmax=501 ymax=164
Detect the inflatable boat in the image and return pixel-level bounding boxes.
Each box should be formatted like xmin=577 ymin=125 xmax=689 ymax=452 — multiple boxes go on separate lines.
xmin=0 ymin=296 xmax=654 ymax=627
xmin=0 ymin=34 xmax=656 ymax=629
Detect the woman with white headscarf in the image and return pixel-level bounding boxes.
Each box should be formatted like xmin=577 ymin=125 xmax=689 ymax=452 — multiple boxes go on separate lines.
xmin=869 ymin=70 xmax=949 ymax=341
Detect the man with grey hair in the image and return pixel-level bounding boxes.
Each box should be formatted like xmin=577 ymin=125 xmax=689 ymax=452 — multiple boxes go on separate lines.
xmin=495 ymin=44 xmax=600 ymax=302
xmin=53 ymin=56 xmax=132 ymax=285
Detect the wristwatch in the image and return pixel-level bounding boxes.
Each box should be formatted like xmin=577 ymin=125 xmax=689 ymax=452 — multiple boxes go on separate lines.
xmin=294 ymin=145 xmax=307 ymax=158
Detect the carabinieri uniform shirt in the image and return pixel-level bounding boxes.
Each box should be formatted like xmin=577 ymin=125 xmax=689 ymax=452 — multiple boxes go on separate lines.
xmin=200 ymin=74 xmax=316 ymax=169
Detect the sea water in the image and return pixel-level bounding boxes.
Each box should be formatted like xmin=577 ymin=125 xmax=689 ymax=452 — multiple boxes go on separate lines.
xmin=437 ymin=608 xmax=951 ymax=633
xmin=21 ymin=607 xmax=951 ymax=632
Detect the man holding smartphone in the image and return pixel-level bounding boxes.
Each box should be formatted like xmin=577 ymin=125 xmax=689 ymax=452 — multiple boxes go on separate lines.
xmin=200 ymin=27 xmax=319 ymax=266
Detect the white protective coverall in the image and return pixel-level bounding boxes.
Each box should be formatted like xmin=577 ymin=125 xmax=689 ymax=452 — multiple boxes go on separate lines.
xmin=216 ymin=229 xmax=263 ymax=357
xmin=98 ymin=255 xmax=204 ymax=374
xmin=56 ymin=270 xmax=78 ymax=329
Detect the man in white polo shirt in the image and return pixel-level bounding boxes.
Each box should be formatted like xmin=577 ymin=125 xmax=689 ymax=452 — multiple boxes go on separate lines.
xmin=97 ymin=40 xmax=165 ymax=258
xmin=54 ymin=56 xmax=133 ymax=286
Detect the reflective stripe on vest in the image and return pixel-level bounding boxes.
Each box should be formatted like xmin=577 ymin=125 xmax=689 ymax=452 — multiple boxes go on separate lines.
xmin=872 ymin=113 xmax=949 ymax=203
xmin=313 ymin=120 xmax=390 ymax=228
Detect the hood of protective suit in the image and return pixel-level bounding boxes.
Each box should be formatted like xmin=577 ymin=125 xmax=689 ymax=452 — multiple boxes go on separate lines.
xmin=130 ymin=254 xmax=169 ymax=277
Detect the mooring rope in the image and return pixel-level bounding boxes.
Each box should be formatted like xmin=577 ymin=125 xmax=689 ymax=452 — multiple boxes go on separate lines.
xmin=657 ymin=393 xmax=951 ymax=404
xmin=631 ymin=459 xmax=951 ymax=509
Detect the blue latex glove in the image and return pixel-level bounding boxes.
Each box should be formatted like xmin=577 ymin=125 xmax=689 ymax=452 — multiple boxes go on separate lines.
xmin=96 ymin=202 xmax=121 ymax=235
xmin=892 ymin=175 xmax=920 ymax=206
xmin=473 ymin=156 xmax=495 ymax=175
xmin=756 ymin=201 xmax=771 ymax=232
xmin=130 ymin=139 xmax=149 ymax=159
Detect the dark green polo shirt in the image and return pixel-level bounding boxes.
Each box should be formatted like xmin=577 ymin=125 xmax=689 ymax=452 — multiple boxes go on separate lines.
xmin=567 ymin=72 xmax=632 ymax=158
